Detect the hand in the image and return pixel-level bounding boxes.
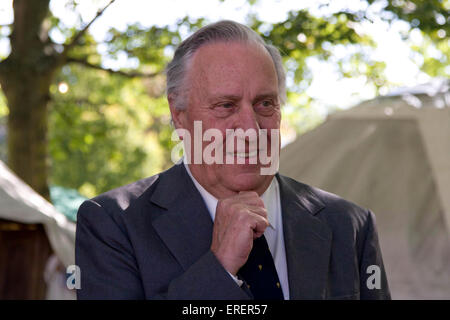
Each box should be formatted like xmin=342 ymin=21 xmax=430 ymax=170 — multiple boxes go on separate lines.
xmin=210 ymin=191 xmax=269 ymax=276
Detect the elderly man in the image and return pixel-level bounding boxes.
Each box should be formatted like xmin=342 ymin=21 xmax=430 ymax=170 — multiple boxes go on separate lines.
xmin=76 ymin=20 xmax=390 ymax=300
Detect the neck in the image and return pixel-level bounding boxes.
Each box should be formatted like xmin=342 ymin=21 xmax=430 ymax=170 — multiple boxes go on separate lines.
xmin=184 ymin=162 xmax=274 ymax=199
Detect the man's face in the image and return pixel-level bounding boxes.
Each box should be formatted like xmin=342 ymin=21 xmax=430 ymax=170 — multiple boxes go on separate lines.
xmin=171 ymin=41 xmax=281 ymax=199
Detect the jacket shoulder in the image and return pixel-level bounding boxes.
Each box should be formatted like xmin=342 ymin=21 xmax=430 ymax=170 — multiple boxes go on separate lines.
xmin=86 ymin=174 xmax=160 ymax=214
xmin=312 ymin=186 xmax=370 ymax=220
xmin=280 ymin=175 xmax=371 ymax=225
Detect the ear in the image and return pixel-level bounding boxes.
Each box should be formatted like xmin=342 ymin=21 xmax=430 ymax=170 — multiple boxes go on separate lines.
xmin=168 ymin=93 xmax=187 ymax=130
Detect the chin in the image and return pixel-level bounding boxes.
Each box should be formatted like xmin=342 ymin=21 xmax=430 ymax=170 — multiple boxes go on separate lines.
xmin=225 ymin=170 xmax=270 ymax=192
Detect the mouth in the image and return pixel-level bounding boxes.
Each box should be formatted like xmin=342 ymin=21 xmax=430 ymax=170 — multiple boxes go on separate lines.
xmin=226 ymin=150 xmax=259 ymax=158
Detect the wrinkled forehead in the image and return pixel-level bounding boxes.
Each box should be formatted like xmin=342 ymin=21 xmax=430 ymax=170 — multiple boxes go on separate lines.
xmin=185 ymin=41 xmax=279 ymax=100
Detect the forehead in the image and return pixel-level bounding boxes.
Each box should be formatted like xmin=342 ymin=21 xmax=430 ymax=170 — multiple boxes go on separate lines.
xmin=186 ymin=41 xmax=278 ymax=99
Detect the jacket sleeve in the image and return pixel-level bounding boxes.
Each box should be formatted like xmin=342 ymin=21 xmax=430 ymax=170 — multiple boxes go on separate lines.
xmin=156 ymin=250 xmax=252 ymax=300
xmin=76 ymin=200 xmax=145 ymax=299
xmin=76 ymin=200 xmax=251 ymax=300
xmin=359 ymin=210 xmax=391 ymax=300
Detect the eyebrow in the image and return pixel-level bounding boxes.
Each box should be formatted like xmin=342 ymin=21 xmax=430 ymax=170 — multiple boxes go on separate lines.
xmin=208 ymin=92 xmax=279 ymax=103
xmin=253 ymin=92 xmax=279 ymax=101
xmin=208 ymin=94 xmax=242 ymax=103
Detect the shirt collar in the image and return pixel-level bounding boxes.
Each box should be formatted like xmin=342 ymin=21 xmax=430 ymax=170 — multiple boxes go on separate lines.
xmin=182 ymin=157 xmax=277 ymax=229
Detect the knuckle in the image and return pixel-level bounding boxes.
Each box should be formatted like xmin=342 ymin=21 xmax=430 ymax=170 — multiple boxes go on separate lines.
xmin=260 ymin=208 xmax=268 ymax=218
xmin=236 ymin=210 xmax=250 ymax=222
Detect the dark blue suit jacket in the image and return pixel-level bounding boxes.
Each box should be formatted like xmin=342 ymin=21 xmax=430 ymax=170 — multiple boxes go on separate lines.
xmin=75 ymin=163 xmax=391 ymax=299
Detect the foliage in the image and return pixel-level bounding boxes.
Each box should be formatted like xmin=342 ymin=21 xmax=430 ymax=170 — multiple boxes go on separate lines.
xmin=0 ymin=0 xmax=448 ymax=198
xmin=49 ymin=64 xmax=168 ymax=197
xmin=367 ymin=0 xmax=449 ymax=76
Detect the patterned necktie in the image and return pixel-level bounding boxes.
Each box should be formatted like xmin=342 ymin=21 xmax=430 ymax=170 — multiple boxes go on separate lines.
xmin=238 ymin=235 xmax=284 ymax=300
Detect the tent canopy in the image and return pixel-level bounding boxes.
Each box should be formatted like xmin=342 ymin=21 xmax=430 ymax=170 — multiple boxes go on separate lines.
xmin=0 ymin=160 xmax=76 ymax=267
xmin=280 ymin=79 xmax=450 ymax=299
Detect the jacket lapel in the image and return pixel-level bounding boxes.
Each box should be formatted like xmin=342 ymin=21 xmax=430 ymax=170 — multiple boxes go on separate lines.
xmin=149 ymin=163 xmax=214 ymax=270
xmin=276 ymin=174 xmax=332 ymax=299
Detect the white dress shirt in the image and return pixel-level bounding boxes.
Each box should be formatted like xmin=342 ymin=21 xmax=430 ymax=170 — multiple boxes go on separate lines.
xmin=183 ymin=160 xmax=290 ymax=299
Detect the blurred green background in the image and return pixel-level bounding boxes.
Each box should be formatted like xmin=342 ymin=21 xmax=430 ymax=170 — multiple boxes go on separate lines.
xmin=0 ymin=0 xmax=448 ymax=211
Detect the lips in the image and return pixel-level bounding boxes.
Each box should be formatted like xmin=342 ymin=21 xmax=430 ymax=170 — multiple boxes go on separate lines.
xmin=226 ymin=150 xmax=259 ymax=158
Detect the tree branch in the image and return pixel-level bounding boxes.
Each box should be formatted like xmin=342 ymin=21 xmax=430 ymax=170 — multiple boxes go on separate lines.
xmin=62 ymin=0 xmax=116 ymax=56
xmin=66 ymin=57 xmax=160 ymax=78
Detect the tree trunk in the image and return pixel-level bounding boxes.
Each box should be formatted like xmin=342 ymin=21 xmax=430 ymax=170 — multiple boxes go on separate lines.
xmin=1 ymin=71 xmax=52 ymax=200
xmin=0 ymin=0 xmax=55 ymax=200
xmin=0 ymin=0 xmax=114 ymax=199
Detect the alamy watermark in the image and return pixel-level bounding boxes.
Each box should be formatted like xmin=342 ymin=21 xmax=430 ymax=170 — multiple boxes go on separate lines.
xmin=66 ymin=264 xmax=81 ymax=290
xmin=171 ymin=121 xmax=280 ymax=175
xmin=65 ymin=264 xmax=381 ymax=291
xmin=366 ymin=265 xmax=381 ymax=290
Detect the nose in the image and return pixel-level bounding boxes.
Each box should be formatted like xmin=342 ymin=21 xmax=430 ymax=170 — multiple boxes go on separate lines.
xmin=235 ymin=103 xmax=260 ymax=132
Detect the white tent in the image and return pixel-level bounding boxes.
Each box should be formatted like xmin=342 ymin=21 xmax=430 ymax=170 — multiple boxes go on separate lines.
xmin=280 ymin=79 xmax=450 ymax=299
xmin=0 ymin=160 xmax=76 ymax=267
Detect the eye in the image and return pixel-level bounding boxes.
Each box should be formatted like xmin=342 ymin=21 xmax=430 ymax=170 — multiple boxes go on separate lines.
xmin=261 ymin=100 xmax=274 ymax=107
xmin=256 ymin=99 xmax=276 ymax=109
xmin=211 ymin=101 xmax=236 ymax=118
xmin=219 ymin=102 xmax=235 ymax=109
xmin=254 ymin=98 xmax=278 ymax=116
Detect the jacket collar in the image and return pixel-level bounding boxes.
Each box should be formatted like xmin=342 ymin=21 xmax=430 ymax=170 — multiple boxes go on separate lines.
xmin=276 ymin=174 xmax=332 ymax=299
xmin=149 ymin=164 xmax=214 ymax=270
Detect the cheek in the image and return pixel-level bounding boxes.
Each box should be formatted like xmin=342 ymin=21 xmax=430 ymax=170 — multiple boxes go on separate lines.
xmin=258 ymin=112 xmax=281 ymax=130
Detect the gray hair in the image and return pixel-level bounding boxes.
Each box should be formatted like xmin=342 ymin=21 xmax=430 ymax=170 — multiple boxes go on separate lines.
xmin=166 ymin=20 xmax=286 ymax=110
